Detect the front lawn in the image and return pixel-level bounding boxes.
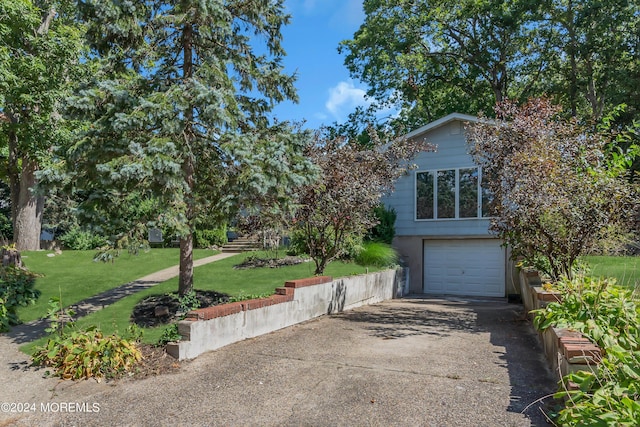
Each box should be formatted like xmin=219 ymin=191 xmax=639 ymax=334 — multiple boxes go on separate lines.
xmin=583 ymin=255 xmax=640 ymax=289
xmin=21 ymin=251 xmax=387 ymax=352
xmin=18 ymin=248 xmax=216 ymax=323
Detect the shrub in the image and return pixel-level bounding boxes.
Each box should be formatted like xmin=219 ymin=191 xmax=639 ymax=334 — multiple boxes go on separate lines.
xmin=32 ymin=326 xmax=143 ymax=380
xmin=287 ymin=226 xmax=363 ymax=261
xmin=366 ymin=205 xmax=397 ymax=244
xmin=58 ymin=226 xmax=108 ymax=250
xmin=193 ymin=227 xmax=227 ymax=248
xmin=32 ymin=298 xmax=143 ymax=380
xmin=0 ymin=266 xmax=40 ymax=332
xmin=532 ymin=274 xmax=640 ymax=425
xmin=468 ymin=98 xmax=638 ymax=280
xmin=355 ymin=242 xmax=399 ymax=268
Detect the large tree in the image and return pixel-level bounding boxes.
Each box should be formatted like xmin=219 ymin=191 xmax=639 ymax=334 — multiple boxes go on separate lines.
xmin=68 ymin=0 xmax=311 ymax=295
xmin=0 ymin=0 xmax=83 ymax=249
xmin=340 ymin=0 xmax=540 ymax=128
xmin=341 ymin=0 xmax=640 ymax=128
xmin=530 ymin=0 xmax=640 ymax=120
xmin=467 ymin=98 xmax=638 ymax=280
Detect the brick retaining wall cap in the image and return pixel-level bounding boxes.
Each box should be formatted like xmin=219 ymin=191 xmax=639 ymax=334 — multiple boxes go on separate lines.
xmin=284 ymin=276 xmax=332 ymax=288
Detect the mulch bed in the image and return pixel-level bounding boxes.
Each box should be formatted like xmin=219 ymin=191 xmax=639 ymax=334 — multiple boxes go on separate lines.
xmin=233 ymin=255 xmax=306 ymax=269
xmin=131 ymin=290 xmax=229 ymax=328
xmin=128 ymin=344 xmax=187 ymax=379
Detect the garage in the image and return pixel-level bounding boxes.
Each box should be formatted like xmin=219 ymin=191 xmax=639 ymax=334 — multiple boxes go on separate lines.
xmin=423 ymin=239 xmax=505 ymax=297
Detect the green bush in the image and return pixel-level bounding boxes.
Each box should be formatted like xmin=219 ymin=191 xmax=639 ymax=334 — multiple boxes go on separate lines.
xmin=32 ymin=326 xmax=143 ymax=380
xmin=286 ymin=228 xmax=309 ymax=256
xmin=0 ymin=266 xmax=40 ymax=331
xmin=355 ymin=242 xmax=399 ymax=268
xmin=532 ymin=274 xmax=640 ymax=425
xmin=58 ymin=227 xmax=108 ymax=250
xmin=193 ymin=227 xmax=227 ymax=248
xmin=367 ymin=205 xmax=396 ymax=244
xmin=287 ymin=227 xmax=363 ymax=261
xmin=32 ymin=298 xmax=143 ymax=380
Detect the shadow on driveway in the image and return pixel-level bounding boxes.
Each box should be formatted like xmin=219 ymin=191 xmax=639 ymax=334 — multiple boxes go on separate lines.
xmin=336 ymin=297 xmax=556 ymax=425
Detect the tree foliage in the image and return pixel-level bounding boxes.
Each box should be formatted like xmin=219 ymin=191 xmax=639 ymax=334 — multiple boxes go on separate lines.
xmin=67 ymin=0 xmax=313 ymax=294
xmin=340 ymin=0 xmax=540 ymax=128
xmin=341 ymin=0 xmax=640 ymax=129
xmin=0 ymin=0 xmax=84 ymax=249
xmin=467 ymin=98 xmax=638 ymax=280
xmin=295 ymin=129 xmax=432 ymax=274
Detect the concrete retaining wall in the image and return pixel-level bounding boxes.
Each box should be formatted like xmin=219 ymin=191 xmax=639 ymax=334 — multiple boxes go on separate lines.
xmin=167 ymin=268 xmax=406 ymax=360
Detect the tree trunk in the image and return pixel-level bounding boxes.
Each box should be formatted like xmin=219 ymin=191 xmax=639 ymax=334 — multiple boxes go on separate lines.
xmin=178 ymin=231 xmax=194 ymax=295
xmin=178 ymin=21 xmax=195 ymax=296
xmin=14 ymin=157 xmax=43 ymax=251
xmin=1 ymin=247 xmax=22 ymax=268
xmin=7 ymin=128 xmax=20 ymax=232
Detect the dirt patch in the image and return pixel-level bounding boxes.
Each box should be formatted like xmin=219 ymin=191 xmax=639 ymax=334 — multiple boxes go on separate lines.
xmin=233 ymin=255 xmax=306 ymax=269
xmin=131 ymin=290 xmax=229 ymax=327
xmin=129 ymin=344 xmax=187 ymax=379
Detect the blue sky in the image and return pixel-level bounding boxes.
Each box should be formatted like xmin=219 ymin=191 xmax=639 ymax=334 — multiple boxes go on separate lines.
xmin=268 ymin=0 xmax=371 ymax=129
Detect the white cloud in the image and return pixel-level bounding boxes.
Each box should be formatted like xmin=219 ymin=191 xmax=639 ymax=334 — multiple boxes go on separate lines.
xmin=325 ymin=80 xmax=371 ymax=120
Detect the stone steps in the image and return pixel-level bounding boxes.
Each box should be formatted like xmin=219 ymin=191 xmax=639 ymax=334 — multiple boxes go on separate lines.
xmin=220 ymin=236 xmax=261 ymax=252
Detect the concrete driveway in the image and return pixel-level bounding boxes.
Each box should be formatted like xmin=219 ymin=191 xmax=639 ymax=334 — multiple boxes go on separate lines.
xmin=5 ymin=297 xmax=556 ymax=427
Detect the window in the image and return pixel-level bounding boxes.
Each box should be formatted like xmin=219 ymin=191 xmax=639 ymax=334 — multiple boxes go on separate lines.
xmin=416 ymin=167 xmax=491 ymax=220
xmin=416 ymin=172 xmax=434 ymax=219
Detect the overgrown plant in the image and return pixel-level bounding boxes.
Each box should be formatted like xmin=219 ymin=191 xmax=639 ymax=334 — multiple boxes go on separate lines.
xmin=32 ymin=297 xmax=143 ymax=380
xmin=532 ymin=274 xmax=640 ymax=424
xmin=355 ymin=242 xmax=399 ymax=268
xmin=156 ymin=290 xmax=201 ymax=346
xmin=468 ymin=98 xmax=638 ymax=280
xmin=366 ymin=205 xmax=397 ymax=244
xmin=0 ymin=265 xmax=41 ymax=332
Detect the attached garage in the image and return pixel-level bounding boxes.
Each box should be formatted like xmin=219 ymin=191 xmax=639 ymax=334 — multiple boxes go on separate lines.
xmin=384 ymin=113 xmax=514 ymax=297
xmin=423 ymin=239 xmax=505 ymax=297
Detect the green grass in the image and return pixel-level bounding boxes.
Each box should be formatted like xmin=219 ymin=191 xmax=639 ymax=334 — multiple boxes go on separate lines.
xmin=583 ymin=255 xmax=640 ymax=289
xmin=21 ymin=251 xmax=385 ymax=352
xmin=18 ymin=248 xmax=216 ymax=323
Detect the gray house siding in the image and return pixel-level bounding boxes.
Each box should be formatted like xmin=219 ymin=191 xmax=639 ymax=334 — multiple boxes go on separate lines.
xmin=383 ymin=113 xmax=512 ymax=296
xmin=384 ymin=117 xmax=491 ymax=237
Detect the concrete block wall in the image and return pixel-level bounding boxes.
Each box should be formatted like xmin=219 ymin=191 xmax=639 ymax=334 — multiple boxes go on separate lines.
xmin=166 ymin=268 xmax=405 ymax=360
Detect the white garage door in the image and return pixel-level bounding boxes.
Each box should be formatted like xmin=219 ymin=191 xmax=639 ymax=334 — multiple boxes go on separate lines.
xmin=424 ymin=239 xmax=505 ymax=297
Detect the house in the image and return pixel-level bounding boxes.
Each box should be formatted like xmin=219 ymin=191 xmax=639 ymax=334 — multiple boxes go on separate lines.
xmin=384 ymin=113 xmax=518 ymax=298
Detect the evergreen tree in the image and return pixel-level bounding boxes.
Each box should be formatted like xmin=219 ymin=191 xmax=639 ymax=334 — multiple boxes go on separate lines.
xmin=69 ymin=0 xmax=311 ymax=294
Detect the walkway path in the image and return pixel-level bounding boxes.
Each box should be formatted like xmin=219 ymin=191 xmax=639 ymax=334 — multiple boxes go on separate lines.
xmin=5 ymin=251 xmax=240 ymax=344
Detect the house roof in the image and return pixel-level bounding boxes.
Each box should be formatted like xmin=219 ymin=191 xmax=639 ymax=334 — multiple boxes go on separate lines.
xmin=404 ymin=113 xmax=479 ymax=139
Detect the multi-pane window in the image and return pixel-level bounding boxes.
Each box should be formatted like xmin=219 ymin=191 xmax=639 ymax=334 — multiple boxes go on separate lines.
xmin=416 ymin=167 xmax=491 ymax=220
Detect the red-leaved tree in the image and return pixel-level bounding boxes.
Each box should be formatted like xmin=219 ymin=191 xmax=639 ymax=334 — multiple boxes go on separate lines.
xmin=467 ymin=98 xmax=638 ymax=280
xmin=296 ymin=129 xmax=433 ymax=274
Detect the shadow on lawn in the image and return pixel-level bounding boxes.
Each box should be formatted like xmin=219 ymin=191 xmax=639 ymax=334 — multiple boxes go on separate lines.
xmin=6 ymin=279 xmax=160 ymax=344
